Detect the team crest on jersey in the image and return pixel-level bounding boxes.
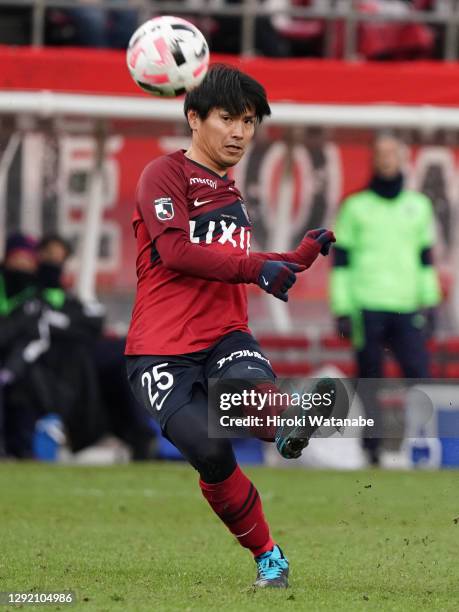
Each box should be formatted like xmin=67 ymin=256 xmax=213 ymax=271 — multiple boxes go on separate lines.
xmin=154 ymin=197 xmax=174 ymax=221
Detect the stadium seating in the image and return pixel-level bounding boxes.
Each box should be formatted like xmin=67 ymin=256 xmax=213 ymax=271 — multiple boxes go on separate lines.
xmin=258 ymin=333 xmax=459 ymax=380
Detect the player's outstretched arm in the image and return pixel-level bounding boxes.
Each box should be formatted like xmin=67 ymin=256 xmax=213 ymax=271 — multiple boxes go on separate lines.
xmin=156 ymin=229 xmax=304 ymax=301
xmin=252 ymin=228 xmax=336 ymax=268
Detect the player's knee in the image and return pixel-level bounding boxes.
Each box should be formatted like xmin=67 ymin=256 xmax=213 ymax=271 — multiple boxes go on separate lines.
xmin=195 ymin=439 xmax=236 ymax=483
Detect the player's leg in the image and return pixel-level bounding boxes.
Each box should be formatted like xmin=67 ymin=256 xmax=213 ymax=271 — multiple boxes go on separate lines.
xmin=204 ymin=372 xmax=288 ymax=587
xmin=164 ymin=388 xmax=288 ymax=587
xmin=126 ymin=355 xmax=285 ymax=587
xmin=206 ymin=336 xmax=294 ymax=586
xmin=387 ymin=312 xmax=430 ymax=378
xmin=207 ymin=332 xmax=332 ymax=586
xmin=207 ymin=331 xmax=339 ymax=459
xmin=355 ymin=310 xmax=386 ymax=464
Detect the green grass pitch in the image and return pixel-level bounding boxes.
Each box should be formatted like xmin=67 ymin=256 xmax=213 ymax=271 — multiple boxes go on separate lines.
xmin=1 ymin=463 xmax=458 ymax=611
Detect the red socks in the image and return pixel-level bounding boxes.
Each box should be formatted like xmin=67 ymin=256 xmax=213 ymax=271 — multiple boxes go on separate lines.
xmin=199 ymin=465 xmax=274 ymax=557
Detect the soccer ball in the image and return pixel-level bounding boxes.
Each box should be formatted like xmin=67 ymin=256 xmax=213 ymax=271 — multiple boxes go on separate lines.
xmin=126 ymin=16 xmax=210 ymax=97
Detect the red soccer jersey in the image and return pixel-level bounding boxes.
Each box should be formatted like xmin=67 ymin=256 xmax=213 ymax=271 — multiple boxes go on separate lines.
xmin=125 ymin=150 xmax=256 ymax=355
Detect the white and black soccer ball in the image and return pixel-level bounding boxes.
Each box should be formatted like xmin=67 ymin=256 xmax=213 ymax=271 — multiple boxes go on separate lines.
xmin=126 ymin=16 xmax=210 ymax=97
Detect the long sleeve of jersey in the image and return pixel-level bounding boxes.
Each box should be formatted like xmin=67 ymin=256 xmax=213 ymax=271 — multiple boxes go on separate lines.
xmin=251 ymin=237 xmax=321 ymax=269
xmin=155 ymin=229 xmax=264 ymax=284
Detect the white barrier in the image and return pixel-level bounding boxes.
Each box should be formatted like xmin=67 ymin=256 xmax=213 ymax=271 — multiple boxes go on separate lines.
xmin=2 ymin=91 xmax=459 ymax=129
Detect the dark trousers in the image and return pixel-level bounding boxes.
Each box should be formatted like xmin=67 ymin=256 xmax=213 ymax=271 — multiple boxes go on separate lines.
xmin=356 ymin=310 xmax=430 ymax=454
xmin=3 ymin=363 xmax=53 ymax=458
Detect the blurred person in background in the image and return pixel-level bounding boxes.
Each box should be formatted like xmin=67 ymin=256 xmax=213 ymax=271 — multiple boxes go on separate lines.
xmin=0 ymin=232 xmax=107 ymax=459
xmin=35 ymin=234 xmax=109 ymax=455
xmin=37 ymin=234 xmax=104 ymax=344
xmin=38 ymin=234 xmax=156 ymax=460
xmin=0 ymin=6 xmax=31 ymax=45
xmin=0 ymin=234 xmax=42 ymax=457
xmin=45 ymin=0 xmax=138 ymax=48
xmin=329 ymin=133 xmax=441 ymax=465
xmin=271 ymin=0 xmax=327 ymax=57
xmin=210 ymin=0 xmax=291 ymax=56
xmin=330 ymin=0 xmax=435 ymax=60
xmin=0 ymin=1 xmax=138 ymax=47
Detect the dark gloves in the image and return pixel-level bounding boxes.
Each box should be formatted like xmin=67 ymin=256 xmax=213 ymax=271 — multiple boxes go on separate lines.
xmin=305 ymin=228 xmax=336 ymax=256
xmin=258 ymin=261 xmax=305 ymax=302
xmin=336 ymin=316 xmax=352 ymax=339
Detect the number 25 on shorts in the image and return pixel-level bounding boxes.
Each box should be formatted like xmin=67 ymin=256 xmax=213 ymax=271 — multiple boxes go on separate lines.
xmin=141 ymin=363 xmax=174 ymax=411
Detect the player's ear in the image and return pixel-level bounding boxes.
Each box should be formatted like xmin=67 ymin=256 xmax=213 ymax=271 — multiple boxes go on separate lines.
xmin=187 ymin=109 xmax=199 ymax=131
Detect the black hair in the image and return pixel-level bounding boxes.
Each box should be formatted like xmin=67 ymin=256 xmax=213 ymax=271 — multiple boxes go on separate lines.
xmin=184 ymin=64 xmax=271 ymax=124
xmin=38 ymin=234 xmax=73 ymax=258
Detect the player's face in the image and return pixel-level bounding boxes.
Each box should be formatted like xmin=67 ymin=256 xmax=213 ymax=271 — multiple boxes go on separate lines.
xmin=373 ymin=137 xmax=402 ymax=179
xmin=187 ymin=107 xmax=256 ymax=175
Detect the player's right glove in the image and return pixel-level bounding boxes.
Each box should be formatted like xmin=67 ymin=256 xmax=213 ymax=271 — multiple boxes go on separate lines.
xmin=258 ymin=261 xmax=305 ymax=302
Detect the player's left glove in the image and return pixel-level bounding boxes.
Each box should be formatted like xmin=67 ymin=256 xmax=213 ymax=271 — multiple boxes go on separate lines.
xmin=258 ymin=261 xmax=306 ymax=302
xmin=292 ymin=228 xmax=336 ymax=268
xmin=305 ymin=228 xmax=336 ymax=256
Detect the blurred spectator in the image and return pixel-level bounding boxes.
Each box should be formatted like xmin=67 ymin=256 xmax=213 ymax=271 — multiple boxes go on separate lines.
xmin=332 ymin=0 xmax=436 ymax=59
xmin=329 ymin=134 xmax=441 ymax=465
xmin=0 ymin=232 xmax=108 ymax=458
xmin=175 ymin=0 xmax=441 ymax=59
xmin=0 ymin=7 xmax=31 ymax=45
xmin=0 ymin=2 xmax=138 ymax=48
xmin=37 ymin=234 xmax=156 ymax=460
xmin=37 ymin=234 xmax=105 ymax=343
xmin=210 ymin=0 xmax=291 ymax=56
xmin=271 ymin=0 xmax=326 ymax=57
xmin=0 ymin=233 xmax=42 ymax=457
xmin=270 ymin=0 xmax=436 ymax=59
xmin=46 ymin=1 xmax=139 ymax=49
xmin=34 ymin=234 xmax=109 ymax=454
xmin=0 ymin=0 xmax=441 ymax=58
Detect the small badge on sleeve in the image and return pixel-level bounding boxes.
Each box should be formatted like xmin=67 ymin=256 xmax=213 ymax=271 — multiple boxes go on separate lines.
xmin=154 ymin=197 xmax=174 ymax=221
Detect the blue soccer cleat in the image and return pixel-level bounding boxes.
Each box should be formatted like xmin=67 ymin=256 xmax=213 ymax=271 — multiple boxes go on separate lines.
xmin=254 ymin=545 xmax=289 ymax=588
xmin=275 ymin=377 xmax=337 ymax=459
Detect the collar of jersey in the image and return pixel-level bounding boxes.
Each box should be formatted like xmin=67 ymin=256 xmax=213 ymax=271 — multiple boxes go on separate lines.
xmin=181 ymin=150 xmax=228 ymax=181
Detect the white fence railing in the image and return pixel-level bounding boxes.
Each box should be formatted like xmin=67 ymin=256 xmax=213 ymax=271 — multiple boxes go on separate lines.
xmin=3 ymin=91 xmax=459 ymax=128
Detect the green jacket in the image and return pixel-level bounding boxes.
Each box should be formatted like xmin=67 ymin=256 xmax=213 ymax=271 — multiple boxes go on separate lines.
xmin=330 ymin=189 xmax=441 ymax=316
